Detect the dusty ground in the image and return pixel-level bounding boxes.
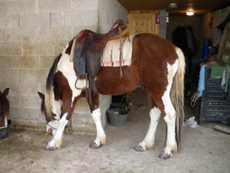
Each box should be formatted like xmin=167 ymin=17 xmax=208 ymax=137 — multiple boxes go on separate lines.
xmin=0 ymin=88 xmax=230 ymax=173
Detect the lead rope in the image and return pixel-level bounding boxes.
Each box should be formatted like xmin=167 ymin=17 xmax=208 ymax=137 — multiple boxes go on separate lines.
xmin=190 ymin=91 xmax=199 ymax=107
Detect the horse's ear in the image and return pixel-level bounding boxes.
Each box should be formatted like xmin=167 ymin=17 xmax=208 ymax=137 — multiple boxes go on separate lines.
xmin=38 ymin=92 xmax=44 ymax=100
xmin=2 ymin=88 xmax=10 ymax=97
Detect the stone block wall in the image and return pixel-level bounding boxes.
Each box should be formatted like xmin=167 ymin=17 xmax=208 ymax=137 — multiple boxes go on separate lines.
xmin=99 ymin=0 xmax=127 ymax=32
xmin=0 ymin=0 xmax=126 ymax=134
xmin=0 ymin=0 xmax=121 ymax=133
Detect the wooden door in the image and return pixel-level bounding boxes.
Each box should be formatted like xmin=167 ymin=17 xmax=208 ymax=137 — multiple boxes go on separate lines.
xmin=127 ymin=10 xmax=159 ymax=35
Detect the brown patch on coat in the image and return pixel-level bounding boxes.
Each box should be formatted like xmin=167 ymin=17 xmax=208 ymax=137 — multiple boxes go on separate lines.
xmin=95 ymin=33 xmax=178 ymax=116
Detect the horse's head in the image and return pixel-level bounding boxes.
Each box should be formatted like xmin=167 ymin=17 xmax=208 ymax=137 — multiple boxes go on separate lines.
xmin=0 ymin=88 xmax=10 ymax=127
xmin=38 ymin=92 xmax=59 ymax=136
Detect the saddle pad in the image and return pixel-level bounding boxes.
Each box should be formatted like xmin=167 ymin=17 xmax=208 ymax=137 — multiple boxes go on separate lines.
xmin=101 ymin=35 xmax=135 ymax=67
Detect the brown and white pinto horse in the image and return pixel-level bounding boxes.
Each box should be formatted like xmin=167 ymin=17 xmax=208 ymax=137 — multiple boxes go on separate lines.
xmin=38 ymin=33 xmax=185 ymax=159
xmin=0 ymin=88 xmax=10 ymax=128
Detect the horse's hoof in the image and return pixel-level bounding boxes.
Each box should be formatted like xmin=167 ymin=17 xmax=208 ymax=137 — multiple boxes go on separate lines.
xmin=68 ymin=129 xmax=74 ymax=134
xmin=89 ymin=142 xmax=101 ymax=149
xmin=158 ymin=152 xmax=172 ymax=159
xmin=47 ymin=128 xmax=53 ymax=136
xmin=134 ymin=145 xmax=145 ymax=152
xmin=46 ymin=145 xmax=54 ymax=151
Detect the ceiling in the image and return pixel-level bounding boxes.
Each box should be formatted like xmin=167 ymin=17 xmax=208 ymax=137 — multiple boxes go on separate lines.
xmin=117 ymin=0 xmax=230 ymax=16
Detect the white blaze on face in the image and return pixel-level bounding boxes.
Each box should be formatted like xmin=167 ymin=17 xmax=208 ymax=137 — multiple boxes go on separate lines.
xmin=57 ymin=43 xmax=87 ymax=106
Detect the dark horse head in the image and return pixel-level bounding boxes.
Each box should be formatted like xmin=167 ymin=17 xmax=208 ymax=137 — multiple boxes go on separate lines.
xmin=0 ymin=88 xmax=10 ymax=127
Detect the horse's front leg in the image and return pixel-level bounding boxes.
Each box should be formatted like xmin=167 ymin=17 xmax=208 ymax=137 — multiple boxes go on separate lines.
xmin=134 ymin=107 xmax=161 ymax=151
xmin=89 ymin=108 xmax=106 ymax=149
xmin=46 ymin=96 xmax=77 ymax=150
xmin=86 ymin=93 xmax=106 ymax=149
xmin=46 ymin=113 xmax=69 ymax=150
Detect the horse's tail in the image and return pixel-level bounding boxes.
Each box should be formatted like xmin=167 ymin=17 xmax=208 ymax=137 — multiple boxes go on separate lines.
xmin=171 ymin=47 xmax=185 ymax=152
xmin=45 ymin=54 xmax=61 ymax=121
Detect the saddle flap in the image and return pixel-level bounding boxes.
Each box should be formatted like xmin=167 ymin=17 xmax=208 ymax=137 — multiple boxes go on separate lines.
xmin=73 ymin=34 xmax=90 ymax=77
xmin=86 ymin=44 xmax=103 ymax=76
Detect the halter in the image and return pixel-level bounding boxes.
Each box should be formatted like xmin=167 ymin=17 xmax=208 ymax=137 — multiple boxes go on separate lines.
xmin=47 ymin=123 xmax=57 ymax=130
xmin=46 ymin=119 xmax=59 ymax=130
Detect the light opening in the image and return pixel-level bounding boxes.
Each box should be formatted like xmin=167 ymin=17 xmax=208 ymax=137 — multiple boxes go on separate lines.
xmin=186 ymin=11 xmax=194 ymax=16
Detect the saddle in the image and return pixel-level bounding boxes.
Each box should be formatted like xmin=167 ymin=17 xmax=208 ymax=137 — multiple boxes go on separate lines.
xmin=71 ymin=19 xmax=129 ymax=94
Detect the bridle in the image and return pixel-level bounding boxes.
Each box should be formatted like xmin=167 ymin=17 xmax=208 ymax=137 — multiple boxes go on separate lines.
xmin=47 ymin=123 xmax=57 ymax=130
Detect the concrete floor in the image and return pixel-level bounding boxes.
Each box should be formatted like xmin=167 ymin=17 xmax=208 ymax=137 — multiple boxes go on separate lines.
xmin=0 ymin=88 xmax=230 ymax=173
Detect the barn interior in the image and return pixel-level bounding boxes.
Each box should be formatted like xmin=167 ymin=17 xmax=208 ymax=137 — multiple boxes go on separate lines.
xmin=0 ymin=0 xmax=230 ymax=172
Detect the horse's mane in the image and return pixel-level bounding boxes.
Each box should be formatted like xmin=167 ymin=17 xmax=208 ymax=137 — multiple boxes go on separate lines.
xmin=45 ymin=54 xmax=62 ymax=121
xmin=0 ymin=91 xmax=10 ymax=119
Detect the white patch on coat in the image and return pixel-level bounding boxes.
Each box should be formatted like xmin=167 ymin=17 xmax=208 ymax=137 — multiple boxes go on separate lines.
xmin=138 ymin=107 xmax=161 ymax=150
xmin=162 ymin=60 xmax=178 ymax=117
xmin=162 ymin=60 xmax=178 ymax=154
xmin=57 ymin=44 xmax=87 ymax=106
xmin=91 ymin=108 xmax=106 ymax=145
xmin=4 ymin=118 xmax=7 ymax=126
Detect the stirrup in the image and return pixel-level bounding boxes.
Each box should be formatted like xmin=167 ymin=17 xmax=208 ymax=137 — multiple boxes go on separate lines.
xmin=75 ymin=74 xmax=88 ymax=90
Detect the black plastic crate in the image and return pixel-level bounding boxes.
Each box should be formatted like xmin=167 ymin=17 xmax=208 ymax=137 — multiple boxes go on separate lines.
xmin=199 ymin=66 xmax=230 ymax=124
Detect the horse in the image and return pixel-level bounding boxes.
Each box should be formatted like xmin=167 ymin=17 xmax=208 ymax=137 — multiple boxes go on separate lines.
xmin=38 ymin=32 xmax=185 ymax=159
xmin=0 ymin=88 xmax=10 ymax=128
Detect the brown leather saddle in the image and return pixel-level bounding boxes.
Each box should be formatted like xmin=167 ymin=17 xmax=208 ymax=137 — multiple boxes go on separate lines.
xmin=72 ymin=19 xmax=129 ymax=93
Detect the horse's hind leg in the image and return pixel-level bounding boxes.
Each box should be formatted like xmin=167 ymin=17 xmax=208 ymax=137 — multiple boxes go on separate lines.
xmin=159 ymin=95 xmax=177 ymax=159
xmin=134 ymin=91 xmax=161 ymax=151
xmin=159 ymin=61 xmax=178 ymax=159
